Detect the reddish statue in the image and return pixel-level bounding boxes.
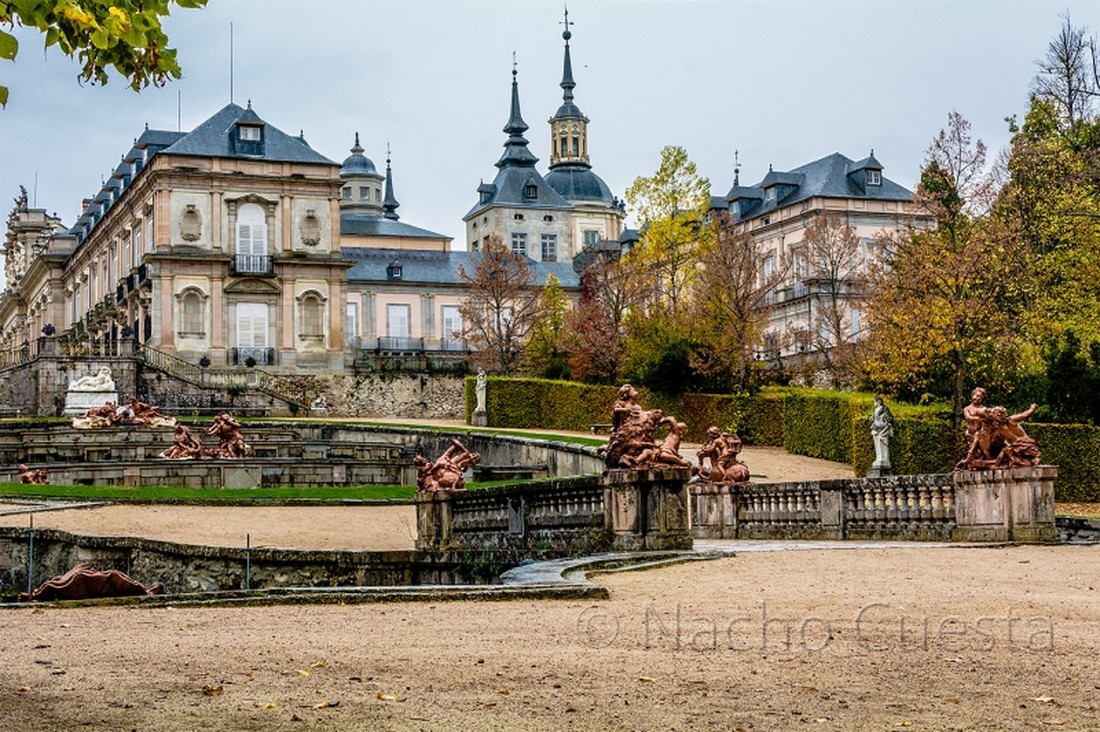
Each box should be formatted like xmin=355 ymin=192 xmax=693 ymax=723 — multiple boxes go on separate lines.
xmin=956 ymin=389 xmax=1042 ymax=470
xmin=415 ymin=438 xmax=481 ymax=493
xmin=23 ymin=563 xmax=164 ymax=601
xmin=695 ymin=426 xmax=751 ymax=483
xmin=601 ymin=385 xmax=690 ymax=471
xmin=158 ymin=424 xmax=206 ymax=459
xmin=18 ymin=464 xmax=49 ymax=484
xmin=73 ymin=397 xmax=176 ymax=429
xmin=205 ymin=413 xmax=249 ymax=458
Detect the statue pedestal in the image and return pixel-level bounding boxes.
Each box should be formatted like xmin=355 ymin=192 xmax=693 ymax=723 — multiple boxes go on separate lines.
xmin=63 ymin=390 xmax=118 ymax=416
xmin=471 ymin=409 xmax=488 ymax=427
xmin=867 ymin=464 xmax=893 ymax=478
xmin=603 ymin=468 xmax=693 ymax=551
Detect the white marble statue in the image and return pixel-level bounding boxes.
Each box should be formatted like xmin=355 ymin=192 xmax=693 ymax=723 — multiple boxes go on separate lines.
xmin=475 ymin=368 xmax=487 ymax=413
xmin=68 ymin=366 xmax=116 ymax=392
xmin=870 ymin=395 xmax=894 ymax=474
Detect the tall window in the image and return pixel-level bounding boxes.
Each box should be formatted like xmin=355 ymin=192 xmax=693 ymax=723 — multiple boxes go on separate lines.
xmin=511 ymin=232 xmax=527 ymax=257
xmin=441 ymin=305 xmax=463 ymax=345
xmin=541 ymin=233 xmax=557 ymax=261
xmin=235 ymin=302 xmax=270 ymax=364
xmin=583 ymin=230 xmax=600 ymax=246
xmin=345 ymin=302 xmax=359 ymax=346
xmin=236 ymin=203 xmax=267 ymax=256
xmin=300 ymin=292 xmax=324 ymax=339
xmin=386 ymin=304 xmax=410 ymax=338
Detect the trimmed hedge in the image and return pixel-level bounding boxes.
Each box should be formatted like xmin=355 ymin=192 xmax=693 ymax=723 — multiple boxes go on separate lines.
xmin=467 ymin=377 xmax=1100 ymax=501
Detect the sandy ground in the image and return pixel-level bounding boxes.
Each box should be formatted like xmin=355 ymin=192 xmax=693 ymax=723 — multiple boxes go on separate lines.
xmin=2 ymin=446 xmax=1099 ymax=730
xmin=0 ymin=545 xmax=1098 ymax=731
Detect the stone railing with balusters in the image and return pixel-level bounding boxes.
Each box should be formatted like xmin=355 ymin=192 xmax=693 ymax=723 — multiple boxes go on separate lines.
xmin=690 ymin=467 xmax=1057 ymax=543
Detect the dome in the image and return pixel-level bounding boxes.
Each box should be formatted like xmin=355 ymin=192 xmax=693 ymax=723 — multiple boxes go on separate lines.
xmin=339 ymin=134 xmax=379 ymax=179
xmin=544 ymin=165 xmax=616 ymax=204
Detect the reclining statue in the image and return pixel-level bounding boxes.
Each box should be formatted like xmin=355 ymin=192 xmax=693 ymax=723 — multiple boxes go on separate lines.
xmin=23 ymin=563 xmax=163 ymax=601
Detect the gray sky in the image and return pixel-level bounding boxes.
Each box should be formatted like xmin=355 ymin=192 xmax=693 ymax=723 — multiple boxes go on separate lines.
xmin=1 ymin=0 xmax=1096 ymax=260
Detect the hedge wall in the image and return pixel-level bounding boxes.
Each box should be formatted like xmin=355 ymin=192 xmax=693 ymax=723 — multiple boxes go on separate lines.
xmin=467 ymin=377 xmax=1100 ymax=501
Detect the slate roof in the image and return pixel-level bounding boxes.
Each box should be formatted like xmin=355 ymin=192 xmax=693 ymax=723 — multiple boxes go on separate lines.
xmin=723 ymin=152 xmax=912 ymax=221
xmin=341 ymin=214 xmax=451 ymax=241
xmin=465 ymin=167 xmax=572 ymax=218
xmin=544 ymin=165 xmax=616 ymax=204
xmin=160 ymin=103 xmax=336 ymax=165
xmin=344 ymin=247 xmax=580 ymax=289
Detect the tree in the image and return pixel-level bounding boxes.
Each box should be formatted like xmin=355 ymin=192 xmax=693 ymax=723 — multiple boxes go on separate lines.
xmin=800 ymin=211 xmax=867 ymax=386
xmin=559 ymin=254 xmax=636 ymax=384
xmin=458 ymin=235 xmax=542 ymax=374
xmin=1030 ymin=12 xmax=1099 ymax=142
xmin=861 ymin=112 xmax=1029 ymax=416
xmin=623 ymin=146 xmax=712 ymax=315
xmin=687 ymin=211 xmax=789 ymax=391
xmin=0 ymin=0 xmax=207 ymax=107
xmin=524 ymin=273 xmax=569 ymax=379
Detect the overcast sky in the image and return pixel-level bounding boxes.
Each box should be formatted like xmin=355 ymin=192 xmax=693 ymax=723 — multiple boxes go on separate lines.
xmin=1 ymin=0 xmax=1096 ymax=262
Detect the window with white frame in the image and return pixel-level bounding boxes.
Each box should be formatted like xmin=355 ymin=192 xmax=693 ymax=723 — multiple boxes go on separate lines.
xmin=236 ymin=203 xmax=267 ymax=257
xmin=583 ymin=230 xmax=600 ymax=246
xmin=511 ymin=232 xmax=527 ymax=256
xmin=386 ymin=304 xmax=411 ymax=338
xmin=345 ymin=302 xmax=359 ymax=346
xmin=541 ymin=233 xmax=557 ymax=261
xmin=867 ymin=170 xmax=881 ymax=185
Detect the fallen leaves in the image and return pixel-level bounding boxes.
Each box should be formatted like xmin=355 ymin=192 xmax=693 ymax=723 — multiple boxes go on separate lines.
xmin=377 ymin=692 xmax=405 ymax=702
xmin=201 ymin=685 xmax=222 ymax=697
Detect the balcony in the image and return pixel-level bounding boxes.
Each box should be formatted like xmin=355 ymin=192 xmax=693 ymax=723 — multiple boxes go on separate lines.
xmin=376 ymin=336 xmax=423 ymax=352
xmin=231 ymin=347 xmax=275 ymax=366
xmin=232 ymin=254 xmax=275 ymax=276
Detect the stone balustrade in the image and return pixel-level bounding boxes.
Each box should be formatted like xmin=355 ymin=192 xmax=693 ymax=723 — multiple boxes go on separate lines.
xmin=691 ymin=467 xmax=1058 ymax=543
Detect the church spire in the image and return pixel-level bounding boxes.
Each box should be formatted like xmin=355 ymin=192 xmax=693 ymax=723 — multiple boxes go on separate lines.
xmin=383 ymin=144 xmax=400 ymax=220
xmin=496 ymin=55 xmax=539 ymax=169
xmin=549 ymin=8 xmax=590 ymax=169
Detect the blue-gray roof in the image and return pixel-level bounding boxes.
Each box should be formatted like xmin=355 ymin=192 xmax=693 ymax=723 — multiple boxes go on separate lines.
xmin=723 ymin=152 xmax=912 ymax=221
xmin=341 ymin=213 xmax=450 ymax=240
xmin=465 ymin=166 xmax=572 ymax=218
xmin=160 ymin=103 xmax=336 ymax=165
xmin=344 ymin=247 xmax=579 ymax=289
xmin=544 ymin=165 xmax=616 ymax=204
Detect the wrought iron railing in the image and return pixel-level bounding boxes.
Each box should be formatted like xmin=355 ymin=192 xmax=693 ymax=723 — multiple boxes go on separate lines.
xmin=232 ymin=254 xmax=274 ymax=276
xmin=231 ymin=347 xmax=275 ymax=366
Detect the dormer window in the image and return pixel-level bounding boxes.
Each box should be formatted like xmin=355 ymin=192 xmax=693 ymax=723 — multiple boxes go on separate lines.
xmin=386 ymin=261 xmax=403 ymax=280
xmin=233 ymin=116 xmax=265 ymax=156
xmin=522 ymin=181 xmax=537 ymax=199
xmin=239 ymin=125 xmax=261 ymax=141
xmin=867 ymin=170 xmax=882 ymax=186
xmin=765 ymin=187 xmax=776 ymax=202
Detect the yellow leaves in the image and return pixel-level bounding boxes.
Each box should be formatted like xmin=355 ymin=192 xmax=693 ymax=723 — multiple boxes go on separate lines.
xmin=59 ymin=4 xmax=96 ymax=30
xmin=377 ymin=692 xmax=406 ymax=702
xmin=201 ymin=685 xmax=223 ymax=696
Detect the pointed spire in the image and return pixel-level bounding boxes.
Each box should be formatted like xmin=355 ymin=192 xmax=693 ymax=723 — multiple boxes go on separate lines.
xmin=383 ymin=144 xmax=400 ymax=220
xmin=351 ymin=132 xmax=364 ymax=155
xmin=496 ymin=56 xmax=539 ymax=169
xmin=560 ymin=6 xmax=575 ymax=104
xmin=733 ymin=149 xmax=740 ymax=186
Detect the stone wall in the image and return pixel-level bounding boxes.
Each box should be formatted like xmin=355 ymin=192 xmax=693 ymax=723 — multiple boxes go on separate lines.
xmin=0 ymin=527 xmax=472 ymax=597
xmin=4 ymin=356 xmax=138 ymax=417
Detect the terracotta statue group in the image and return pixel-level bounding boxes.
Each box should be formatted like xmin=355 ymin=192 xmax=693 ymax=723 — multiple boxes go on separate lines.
xmin=158 ymin=413 xmax=250 ymax=460
xmin=956 ymin=387 xmax=1042 ymax=470
xmin=600 ymin=384 xmax=749 ymax=481
xmin=695 ymin=426 xmax=750 ymax=483
xmin=414 ymin=437 xmax=481 ymax=493
xmin=18 ymin=464 xmax=48 ymax=484
xmin=73 ymin=397 xmax=176 ymax=429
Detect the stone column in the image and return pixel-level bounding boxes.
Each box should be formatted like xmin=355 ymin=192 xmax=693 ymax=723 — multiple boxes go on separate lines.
xmin=603 ymin=468 xmax=692 ymax=551
xmin=414 ymin=491 xmax=453 ymax=552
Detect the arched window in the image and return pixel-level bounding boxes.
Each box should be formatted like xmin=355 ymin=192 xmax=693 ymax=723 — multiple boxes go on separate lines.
xmin=236 ymin=203 xmax=267 ymax=257
xmin=299 ymin=291 xmax=325 ymax=339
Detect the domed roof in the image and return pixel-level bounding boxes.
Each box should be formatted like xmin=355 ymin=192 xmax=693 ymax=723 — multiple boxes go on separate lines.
xmin=544 ymin=165 xmax=616 ymax=204
xmin=340 ymin=133 xmax=379 ymax=179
